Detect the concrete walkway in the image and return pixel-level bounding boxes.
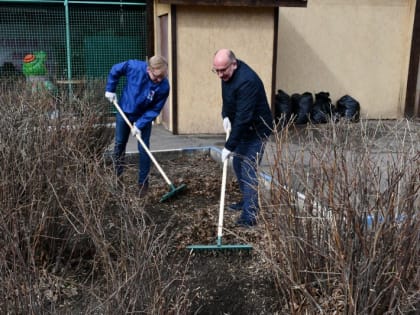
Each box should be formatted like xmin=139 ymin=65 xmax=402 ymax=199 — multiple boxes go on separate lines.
xmin=128 ymin=123 xmax=227 ymax=152
xmin=123 ymin=120 xmax=420 ymax=155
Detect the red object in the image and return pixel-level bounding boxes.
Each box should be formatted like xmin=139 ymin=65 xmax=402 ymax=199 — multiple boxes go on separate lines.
xmin=23 ymin=54 xmax=35 ymax=63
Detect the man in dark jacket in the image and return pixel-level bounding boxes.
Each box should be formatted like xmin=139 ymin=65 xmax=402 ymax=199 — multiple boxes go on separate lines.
xmin=105 ymin=55 xmax=169 ymax=197
xmin=213 ymin=49 xmax=273 ymax=227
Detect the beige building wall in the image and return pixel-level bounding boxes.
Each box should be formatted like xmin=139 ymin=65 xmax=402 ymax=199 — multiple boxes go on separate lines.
xmin=277 ymin=0 xmax=416 ymax=119
xmin=174 ymin=6 xmax=275 ymax=134
xmin=154 ymin=3 xmax=173 ymax=129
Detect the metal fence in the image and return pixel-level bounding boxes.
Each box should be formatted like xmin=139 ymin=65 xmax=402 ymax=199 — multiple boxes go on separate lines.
xmin=0 ymin=0 xmax=147 ymax=113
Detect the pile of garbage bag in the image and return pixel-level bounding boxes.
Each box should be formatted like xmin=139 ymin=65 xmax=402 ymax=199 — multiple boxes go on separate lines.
xmin=274 ymin=90 xmax=360 ymax=128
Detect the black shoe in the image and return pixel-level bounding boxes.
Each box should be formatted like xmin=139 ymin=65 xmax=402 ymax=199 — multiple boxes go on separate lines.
xmin=236 ymin=217 xmax=257 ymax=228
xmin=139 ymin=183 xmax=149 ymax=198
xmin=228 ymin=201 xmax=244 ymax=211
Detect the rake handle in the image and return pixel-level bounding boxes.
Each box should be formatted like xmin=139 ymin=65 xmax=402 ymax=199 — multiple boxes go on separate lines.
xmin=112 ymin=100 xmax=173 ymax=187
xmin=217 ymin=130 xmax=230 ymax=241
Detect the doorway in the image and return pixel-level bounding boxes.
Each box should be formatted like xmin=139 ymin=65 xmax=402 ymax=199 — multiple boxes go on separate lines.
xmin=158 ymin=14 xmax=170 ymax=129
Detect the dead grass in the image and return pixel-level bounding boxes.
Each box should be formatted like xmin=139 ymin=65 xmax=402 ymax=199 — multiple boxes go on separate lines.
xmin=0 ymin=82 xmax=418 ymax=314
xmin=0 ymin=84 xmax=191 ymax=314
xmin=260 ymin=120 xmax=419 ymax=314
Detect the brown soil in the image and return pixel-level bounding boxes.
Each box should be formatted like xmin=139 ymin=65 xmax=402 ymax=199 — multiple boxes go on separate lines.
xmin=128 ymin=153 xmax=280 ymax=315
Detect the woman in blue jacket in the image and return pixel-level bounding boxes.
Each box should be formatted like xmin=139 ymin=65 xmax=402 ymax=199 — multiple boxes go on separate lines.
xmin=105 ymin=55 xmax=169 ymax=197
xmin=213 ymin=49 xmax=273 ymax=227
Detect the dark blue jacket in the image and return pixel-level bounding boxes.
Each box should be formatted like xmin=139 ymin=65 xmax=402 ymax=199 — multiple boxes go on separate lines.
xmin=221 ymin=60 xmax=273 ymax=151
xmin=105 ymin=60 xmax=170 ymax=129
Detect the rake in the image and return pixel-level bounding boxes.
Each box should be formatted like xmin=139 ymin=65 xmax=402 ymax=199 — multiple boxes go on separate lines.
xmin=187 ymin=130 xmax=252 ymax=251
xmin=113 ymin=101 xmax=186 ymax=202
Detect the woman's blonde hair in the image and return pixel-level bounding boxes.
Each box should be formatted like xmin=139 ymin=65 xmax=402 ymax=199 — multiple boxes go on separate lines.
xmin=148 ymin=55 xmax=168 ymax=72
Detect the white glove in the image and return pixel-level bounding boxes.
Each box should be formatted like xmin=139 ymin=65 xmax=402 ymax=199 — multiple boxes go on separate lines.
xmin=223 ymin=117 xmax=231 ymax=132
xmin=105 ymin=91 xmax=117 ymax=103
xmin=131 ymin=125 xmax=141 ymax=137
xmin=221 ymin=148 xmax=231 ymax=162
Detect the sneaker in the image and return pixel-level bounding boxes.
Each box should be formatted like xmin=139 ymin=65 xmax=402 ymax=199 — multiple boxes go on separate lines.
xmin=236 ymin=217 xmax=257 ymax=228
xmin=228 ymin=201 xmax=244 ymax=211
xmin=138 ymin=183 xmax=149 ymax=198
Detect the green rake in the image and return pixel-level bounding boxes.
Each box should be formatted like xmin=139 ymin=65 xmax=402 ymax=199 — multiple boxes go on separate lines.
xmin=113 ymin=101 xmax=186 ymax=202
xmin=187 ymin=130 xmax=252 ymax=251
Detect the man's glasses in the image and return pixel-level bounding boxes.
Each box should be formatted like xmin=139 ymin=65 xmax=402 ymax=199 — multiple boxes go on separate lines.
xmin=149 ymin=69 xmax=166 ymax=82
xmin=212 ymin=62 xmax=232 ymax=75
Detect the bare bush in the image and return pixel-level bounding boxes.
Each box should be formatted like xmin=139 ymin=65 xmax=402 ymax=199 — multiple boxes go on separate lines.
xmin=261 ymin=120 xmax=419 ymax=314
xmin=0 ymin=84 xmax=190 ymax=314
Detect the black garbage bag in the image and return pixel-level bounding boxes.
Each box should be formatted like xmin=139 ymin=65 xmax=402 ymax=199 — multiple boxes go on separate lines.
xmin=274 ymin=89 xmax=293 ymax=127
xmin=311 ymin=91 xmax=334 ymax=124
xmin=290 ymin=93 xmax=301 ymax=108
xmin=336 ymin=95 xmax=360 ymax=122
xmin=290 ymin=93 xmax=300 ymax=124
xmin=294 ymin=92 xmax=313 ymax=125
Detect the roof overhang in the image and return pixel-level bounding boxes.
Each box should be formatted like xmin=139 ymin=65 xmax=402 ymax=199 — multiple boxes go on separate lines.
xmin=157 ymin=0 xmax=307 ymax=7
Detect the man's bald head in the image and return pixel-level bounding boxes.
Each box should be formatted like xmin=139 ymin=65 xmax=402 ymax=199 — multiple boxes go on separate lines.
xmin=212 ymin=49 xmax=237 ymax=81
xmin=213 ymin=49 xmax=236 ymax=67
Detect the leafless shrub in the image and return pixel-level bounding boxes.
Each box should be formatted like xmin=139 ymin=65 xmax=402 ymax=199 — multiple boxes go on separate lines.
xmin=0 ymin=83 xmax=191 ymax=314
xmin=260 ymin=119 xmax=419 ymax=314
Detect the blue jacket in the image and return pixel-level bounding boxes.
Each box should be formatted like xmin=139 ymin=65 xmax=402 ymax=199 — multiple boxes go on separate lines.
xmin=221 ymin=60 xmax=273 ymax=151
xmin=105 ymin=60 xmax=170 ymax=129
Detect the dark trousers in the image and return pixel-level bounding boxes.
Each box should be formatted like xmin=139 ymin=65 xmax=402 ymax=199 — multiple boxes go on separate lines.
xmin=113 ymin=113 xmax=152 ymax=185
xmin=232 ymin=138 xmax=265 ymax=222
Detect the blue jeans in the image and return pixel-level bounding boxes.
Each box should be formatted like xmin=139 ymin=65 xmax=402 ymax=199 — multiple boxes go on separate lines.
xmin=232 ymin=138 xmax=265 ymax=223
xmin=113 ymin=113 xmax=152 ymax=185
